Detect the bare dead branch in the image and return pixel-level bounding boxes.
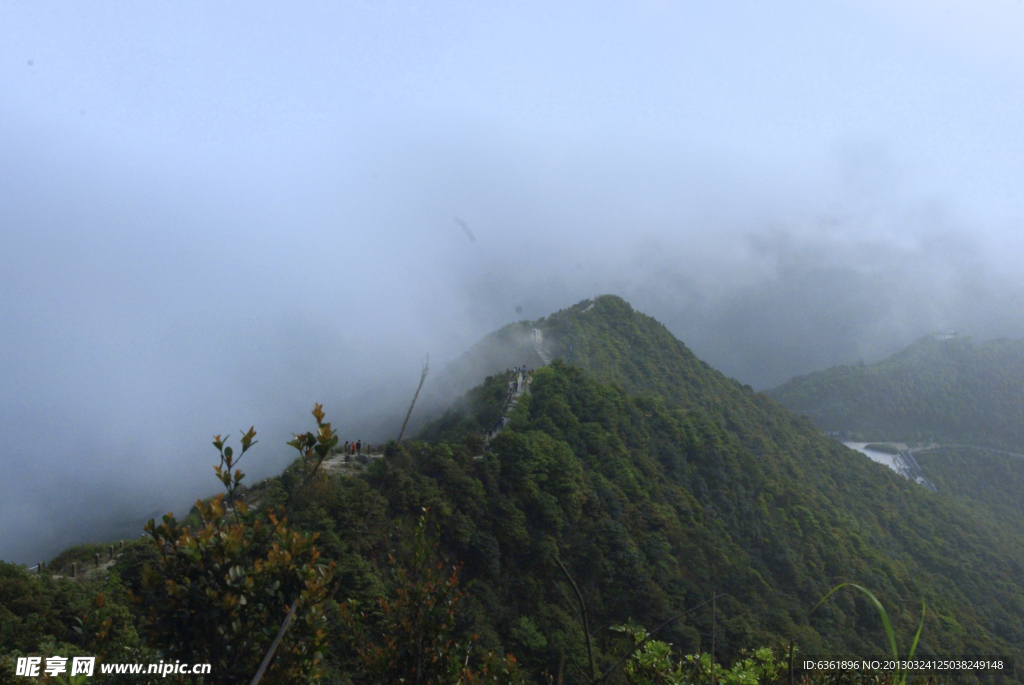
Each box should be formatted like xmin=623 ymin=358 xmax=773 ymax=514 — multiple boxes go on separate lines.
xmin=397 ymin=354 xmax=429 ymax=443
xmin=554 ymin=578 xmax=587 ymax=633
xmin=554 ymin=555 xmax=596 ymax=683
xmin=250 ymin=596 xmax=301 ymax=685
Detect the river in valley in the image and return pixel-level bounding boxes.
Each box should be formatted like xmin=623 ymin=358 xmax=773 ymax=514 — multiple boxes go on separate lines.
xmin=843 ymin=442 xmax=901 ymax=474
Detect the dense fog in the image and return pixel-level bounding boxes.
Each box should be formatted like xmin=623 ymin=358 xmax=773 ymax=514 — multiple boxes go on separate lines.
xmin=4 ymin=2 xmax=1024 ymax=563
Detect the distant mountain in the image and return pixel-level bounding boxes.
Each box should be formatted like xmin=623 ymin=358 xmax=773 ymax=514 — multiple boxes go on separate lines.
xmin=765 ymin=334 xmax=1024 ymax=450
xmin=766 ymin=333 xmax=1024 ymax=620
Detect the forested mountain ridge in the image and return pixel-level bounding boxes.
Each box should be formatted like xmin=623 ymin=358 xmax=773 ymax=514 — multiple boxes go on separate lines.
xmin=5 ymin=297 xmax=1024 ymax=683
xmin=766 ymin=334 xmax=1024 ymax=450
xmin=402 ymin=297 xmax=1024 ymax=672
xmin=414 ymin=363 xmax=1024 ymax=658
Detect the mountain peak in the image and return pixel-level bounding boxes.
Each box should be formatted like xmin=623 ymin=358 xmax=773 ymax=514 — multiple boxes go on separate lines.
xmin=426 ymin=295 xmax=743 ymax=420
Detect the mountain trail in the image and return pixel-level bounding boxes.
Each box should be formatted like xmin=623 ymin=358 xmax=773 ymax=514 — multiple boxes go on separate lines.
xmin=484 ymin=367 xmax=532 ymax=443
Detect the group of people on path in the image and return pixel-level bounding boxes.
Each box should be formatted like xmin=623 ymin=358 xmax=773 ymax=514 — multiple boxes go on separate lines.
xmin=505 ymin=365 xmax=532 ymax=399
xmin=340 ymin=439 xmax=370 ymax=464
xmin=486 ymin=416 xmax=508 ymax=437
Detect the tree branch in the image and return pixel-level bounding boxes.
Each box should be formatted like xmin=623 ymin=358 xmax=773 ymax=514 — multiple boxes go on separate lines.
xmin=300 ymin=452 xmax=328 ymax=487
xmin=554 ymin=555 xmax=596 ymax=683
xmin=250 ymin=596 xmax=301 ymax=685
xmin=397 ymin=354 xmax=429 ymax=443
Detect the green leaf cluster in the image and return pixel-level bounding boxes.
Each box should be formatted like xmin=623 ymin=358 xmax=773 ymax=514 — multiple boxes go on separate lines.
xmin=137 ymin=439 xmax=335 ymax=684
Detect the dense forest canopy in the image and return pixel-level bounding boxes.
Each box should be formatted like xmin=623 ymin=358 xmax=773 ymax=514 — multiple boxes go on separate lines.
xmin=3 ymin=297 xmax=1023 ymax=683
xmin=767 ymin=334 xmax=1024 ymax=451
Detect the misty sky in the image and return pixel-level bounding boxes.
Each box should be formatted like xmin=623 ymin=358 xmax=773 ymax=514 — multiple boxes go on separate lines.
xmin=4 ymin=1 xmax=1024 ymax=564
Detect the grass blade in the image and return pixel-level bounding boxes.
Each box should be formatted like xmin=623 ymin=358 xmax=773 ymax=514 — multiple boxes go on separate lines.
xmin=900 ymin=600 xmax=927 ymax=685
xmin=812 ymin=583 xmax=899 ymax=662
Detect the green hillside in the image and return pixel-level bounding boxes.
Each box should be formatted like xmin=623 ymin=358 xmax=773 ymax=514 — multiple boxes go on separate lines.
xmin=914 ymin=445 xmax=1024 ymax=556
xmin=405 ymin=362 xmax=1024 ymax=658
xmin=4 ymin=297 xmax=1023 ymax=683
xmin=766 ymin=334 xmax=1024 ymax=450
xmin=403 ymin=299 xmax=1024 ymax=664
